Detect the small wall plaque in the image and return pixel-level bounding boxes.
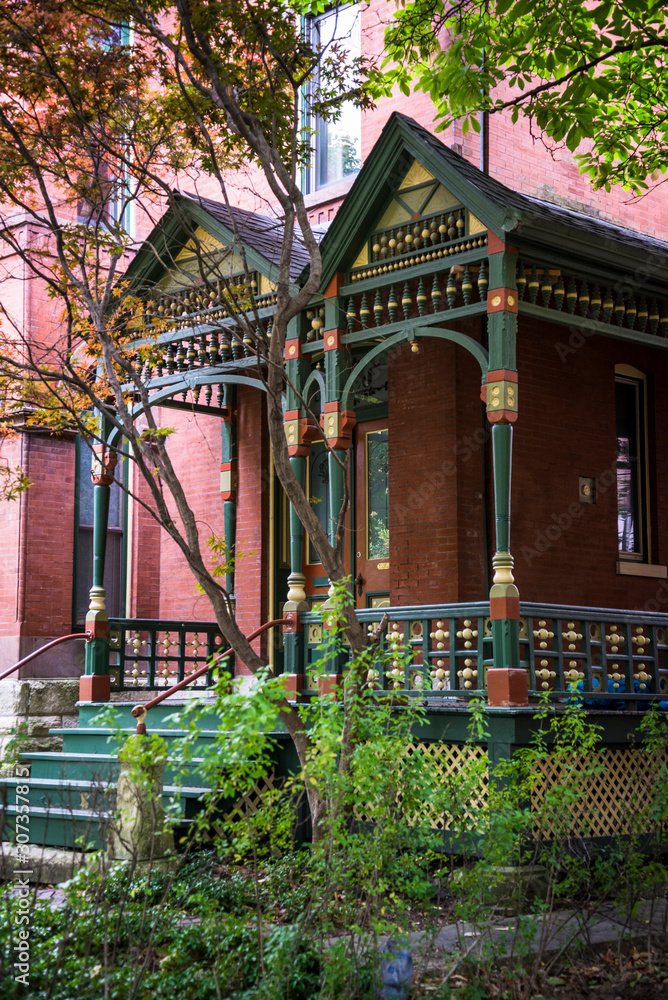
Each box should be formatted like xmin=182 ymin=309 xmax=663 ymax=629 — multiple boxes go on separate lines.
xmin=579 ymin=476 xmax=596 ymax=504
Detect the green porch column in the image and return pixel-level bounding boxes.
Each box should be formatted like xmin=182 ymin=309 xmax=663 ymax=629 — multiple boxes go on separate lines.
xmin=220 ymin=385 xmax=237 ymax=595
xmin=485 ymin=236 xmax=523 ymax=681
xmin=320 ymin=294 xmax=354 ymax=680
xmin=81 ymin=442 xmax=117 ymax=702
xmin=282 ymin=319 xmax=313 ymax=686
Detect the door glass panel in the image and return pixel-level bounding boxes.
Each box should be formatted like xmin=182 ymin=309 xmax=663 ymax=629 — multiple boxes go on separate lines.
xmin=308 ymin=442 xmax=330 ymax=564
xmin=367 ymin=429 xmax=389 ymax=559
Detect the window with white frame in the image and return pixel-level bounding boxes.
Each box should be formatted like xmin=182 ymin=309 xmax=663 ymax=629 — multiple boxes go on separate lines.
xmin=305 ymin=4 xmax=361 ymax=193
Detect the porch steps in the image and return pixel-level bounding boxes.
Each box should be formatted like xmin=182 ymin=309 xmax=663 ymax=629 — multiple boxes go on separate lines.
xmin=0 ymin=701 xmax=220 ymax=852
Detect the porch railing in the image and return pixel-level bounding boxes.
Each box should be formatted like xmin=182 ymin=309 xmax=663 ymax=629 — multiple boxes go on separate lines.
xmin=300 ymin=601 xmax=668 ymax=707
xmin=108 ymin=618 xmax=226 ymax=691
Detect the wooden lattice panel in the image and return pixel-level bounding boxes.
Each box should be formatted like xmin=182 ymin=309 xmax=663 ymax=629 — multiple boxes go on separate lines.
xmin=354 ymin=742 xmax=489 ymax=831
xmin=221 ymin=771 xmax=277 ymax=825
xmin=532 ymin=750 xmax=668 ymax=839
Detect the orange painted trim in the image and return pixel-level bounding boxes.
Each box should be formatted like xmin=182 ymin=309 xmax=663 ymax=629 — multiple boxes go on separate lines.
xmin=323 ymin=329 xmax=346 ymax=350
xmin=487 ymin=410 xmax=519 ymax=425
xmin=490 ymin=595 xmax=521 ymax=620
xmin=486 ymin=232 xmax=518 ymax=256
xmin=487 ymin=288 xmax=519 ymax=314
xmin=285 ymin=338 xmax=303 ymax=360
xmin=487 ymin=369 xmax=518 ymax=383
xmin=80 ymin=674 xmax=111 ymax=702
xmin=323 ymin=272 xmax=345 ymax=298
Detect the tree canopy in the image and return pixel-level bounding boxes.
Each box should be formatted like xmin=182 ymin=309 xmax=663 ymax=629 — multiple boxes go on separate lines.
xmin=372 ymin=0 xmax=668 ymax=193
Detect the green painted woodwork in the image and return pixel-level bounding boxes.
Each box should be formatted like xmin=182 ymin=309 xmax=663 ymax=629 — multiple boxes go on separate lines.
xmin=487 ymin=248 xmax=518 ymax=288
xmin=324 ymin=295 xmax=347 ymax=331
xmin=340 ymin=245 xmax=488 ymax=299
xmin=84 ymin=636 xmax=110 ymax=678
xmin=92 ymin=484 xmax=110 ymax=591
xmin=224 ymin=500 xmax=236 ymax=594
xmin=289 ymin=456 xmax=307 ymax=575
xmin=492 ymin=618 xmax=521 ymax=672
xmin=325 ymin=345 xmax=352 ymax=404
xmin=328 ymin=448 xmax=347 ymax=550
xmin=107 ymin=373 xmax=265 ymax=450
xmin=520 ymin=300 xmax=668 ymax=352
xmin=491 ymin=424 xmax=512 ymax=554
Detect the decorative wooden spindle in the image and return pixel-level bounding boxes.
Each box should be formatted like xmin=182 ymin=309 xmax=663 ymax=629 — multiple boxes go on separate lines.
xmin=477 ymin=261 xmax=488 ymax=301
xmin=446 ymin=270 xmax=457 ymax=308
xmin=186 ymin=337 xmax=196 ymax=369
xmin=193 ymin=385 xmax=201 ymax=404
xmin=416 ymin=278 xmax=427 ymax=316
xmin=401 ymin=283 xmax=412 ymax=320
xmin=554 ymin=275 xmax=565 ymax=311
xmin=373 ymin=289 xmax=384 ymax=326
xmin=155 ymin=356 xmax=164 ymax=379
xmin=205 ymin=384 xmax=212 ymax=406
xmin=590 ymin=283 xmax=601 ymax=320
xmin=360 ymin=294 xmax=370 ymax=329
xmin=515 ymin=261 xmax=526 ymax=300
xmin=614 ymin=293 xmax=625 ymax=325
xmin=175 ymin=342 xmax=185 ymax=371
xmin=396 ymin=228 xmax=406 ymax=254
xmin=243 ymin=329 xmax=254 ymax=355
xmin=566 ymin=276 xmax=577 ymax=313
xmin=210 ymin=330 xmax=220 ymax=365
xmin=625 ymin=296 xmax=637 ymax=329
xmin=220 ymin=330 xmax=232 ymax=362
xmin=648 ymin=299 xmax=659 ymax=334
xmin=346 ymin=296 xmax=356 ymax=332
xmin=431 ymin=274 xmax=442 ymax=313
xmin=217 ymin=384 xmax=224 ymax=407
xmin=462 ymin=267 xmax=472 ymax=305
xmin=578 ymin=281 xmax=590 ymax=316
xmin=637 ymin=297 xmax=648 ymax=332
xmin=661 ymin=305 xmax=668 ymax=337
xmin=388 ymin=285 xmax=398 ymax=323
xmin=540 ymin=270 xmax=552 ymax=307
xmin=446 ymin=214 xmax=457 ymax=240
xmin=528 ymin=264 xmax=539 ymax=304
xmin=457 ymin=208 xmax=465 ymax=238
xmin=199 ymin=334 xmax=208 ymax=366
xmin=429 ymin=218 xmax=439 ymax=244
xmin=165 ymin=343 xmax=175 ymax=374
xmin=602 ymin=288 xmax=614 ymax=323
xmin=388 ymin=230 xmax=397 ymax=256
xmin=231 ymin=333 xmax=243 ymax=360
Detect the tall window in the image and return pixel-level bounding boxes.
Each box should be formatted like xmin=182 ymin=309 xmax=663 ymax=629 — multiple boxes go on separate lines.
xmin=615 ymin=366 xmax=649 ymax=561
xmin=74 ymin=438 xmax=124 ymax=624
xmin=305 ymin=4 xmax=361 ymax=193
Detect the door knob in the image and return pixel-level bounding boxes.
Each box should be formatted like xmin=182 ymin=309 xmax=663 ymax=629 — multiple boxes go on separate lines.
xmin=354 ymin=573 xmax=364 ymax=596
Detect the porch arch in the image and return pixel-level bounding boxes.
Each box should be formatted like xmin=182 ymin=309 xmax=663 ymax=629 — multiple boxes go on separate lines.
xmin=340 ymin=326 xmax=489 ymax=410
xmin=106 ymin=372 xmax=267 ymax=449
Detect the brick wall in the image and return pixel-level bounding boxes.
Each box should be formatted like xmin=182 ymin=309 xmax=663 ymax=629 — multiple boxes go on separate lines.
xmin=512 ymin=320 xmax=668 ymax=612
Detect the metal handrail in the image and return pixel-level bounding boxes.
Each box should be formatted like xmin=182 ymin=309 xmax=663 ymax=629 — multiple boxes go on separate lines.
xmin=130 ymin=618 xmax=290 ymax=733
xmin=0 ymin=631 xmax=91 ymax=684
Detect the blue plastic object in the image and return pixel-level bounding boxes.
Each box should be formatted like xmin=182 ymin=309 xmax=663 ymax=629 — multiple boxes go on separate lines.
xmin=378 ymin=939 xmax=413 ymax=1000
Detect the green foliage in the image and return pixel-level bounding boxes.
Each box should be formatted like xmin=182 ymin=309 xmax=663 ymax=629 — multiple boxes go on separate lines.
xmin=370 ymin=0 xmax=668 ymax=191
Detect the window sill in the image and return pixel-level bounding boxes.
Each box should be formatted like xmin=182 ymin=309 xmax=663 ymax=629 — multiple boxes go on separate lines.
xmin=616 ymin=561 xmax=667 ymax=579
